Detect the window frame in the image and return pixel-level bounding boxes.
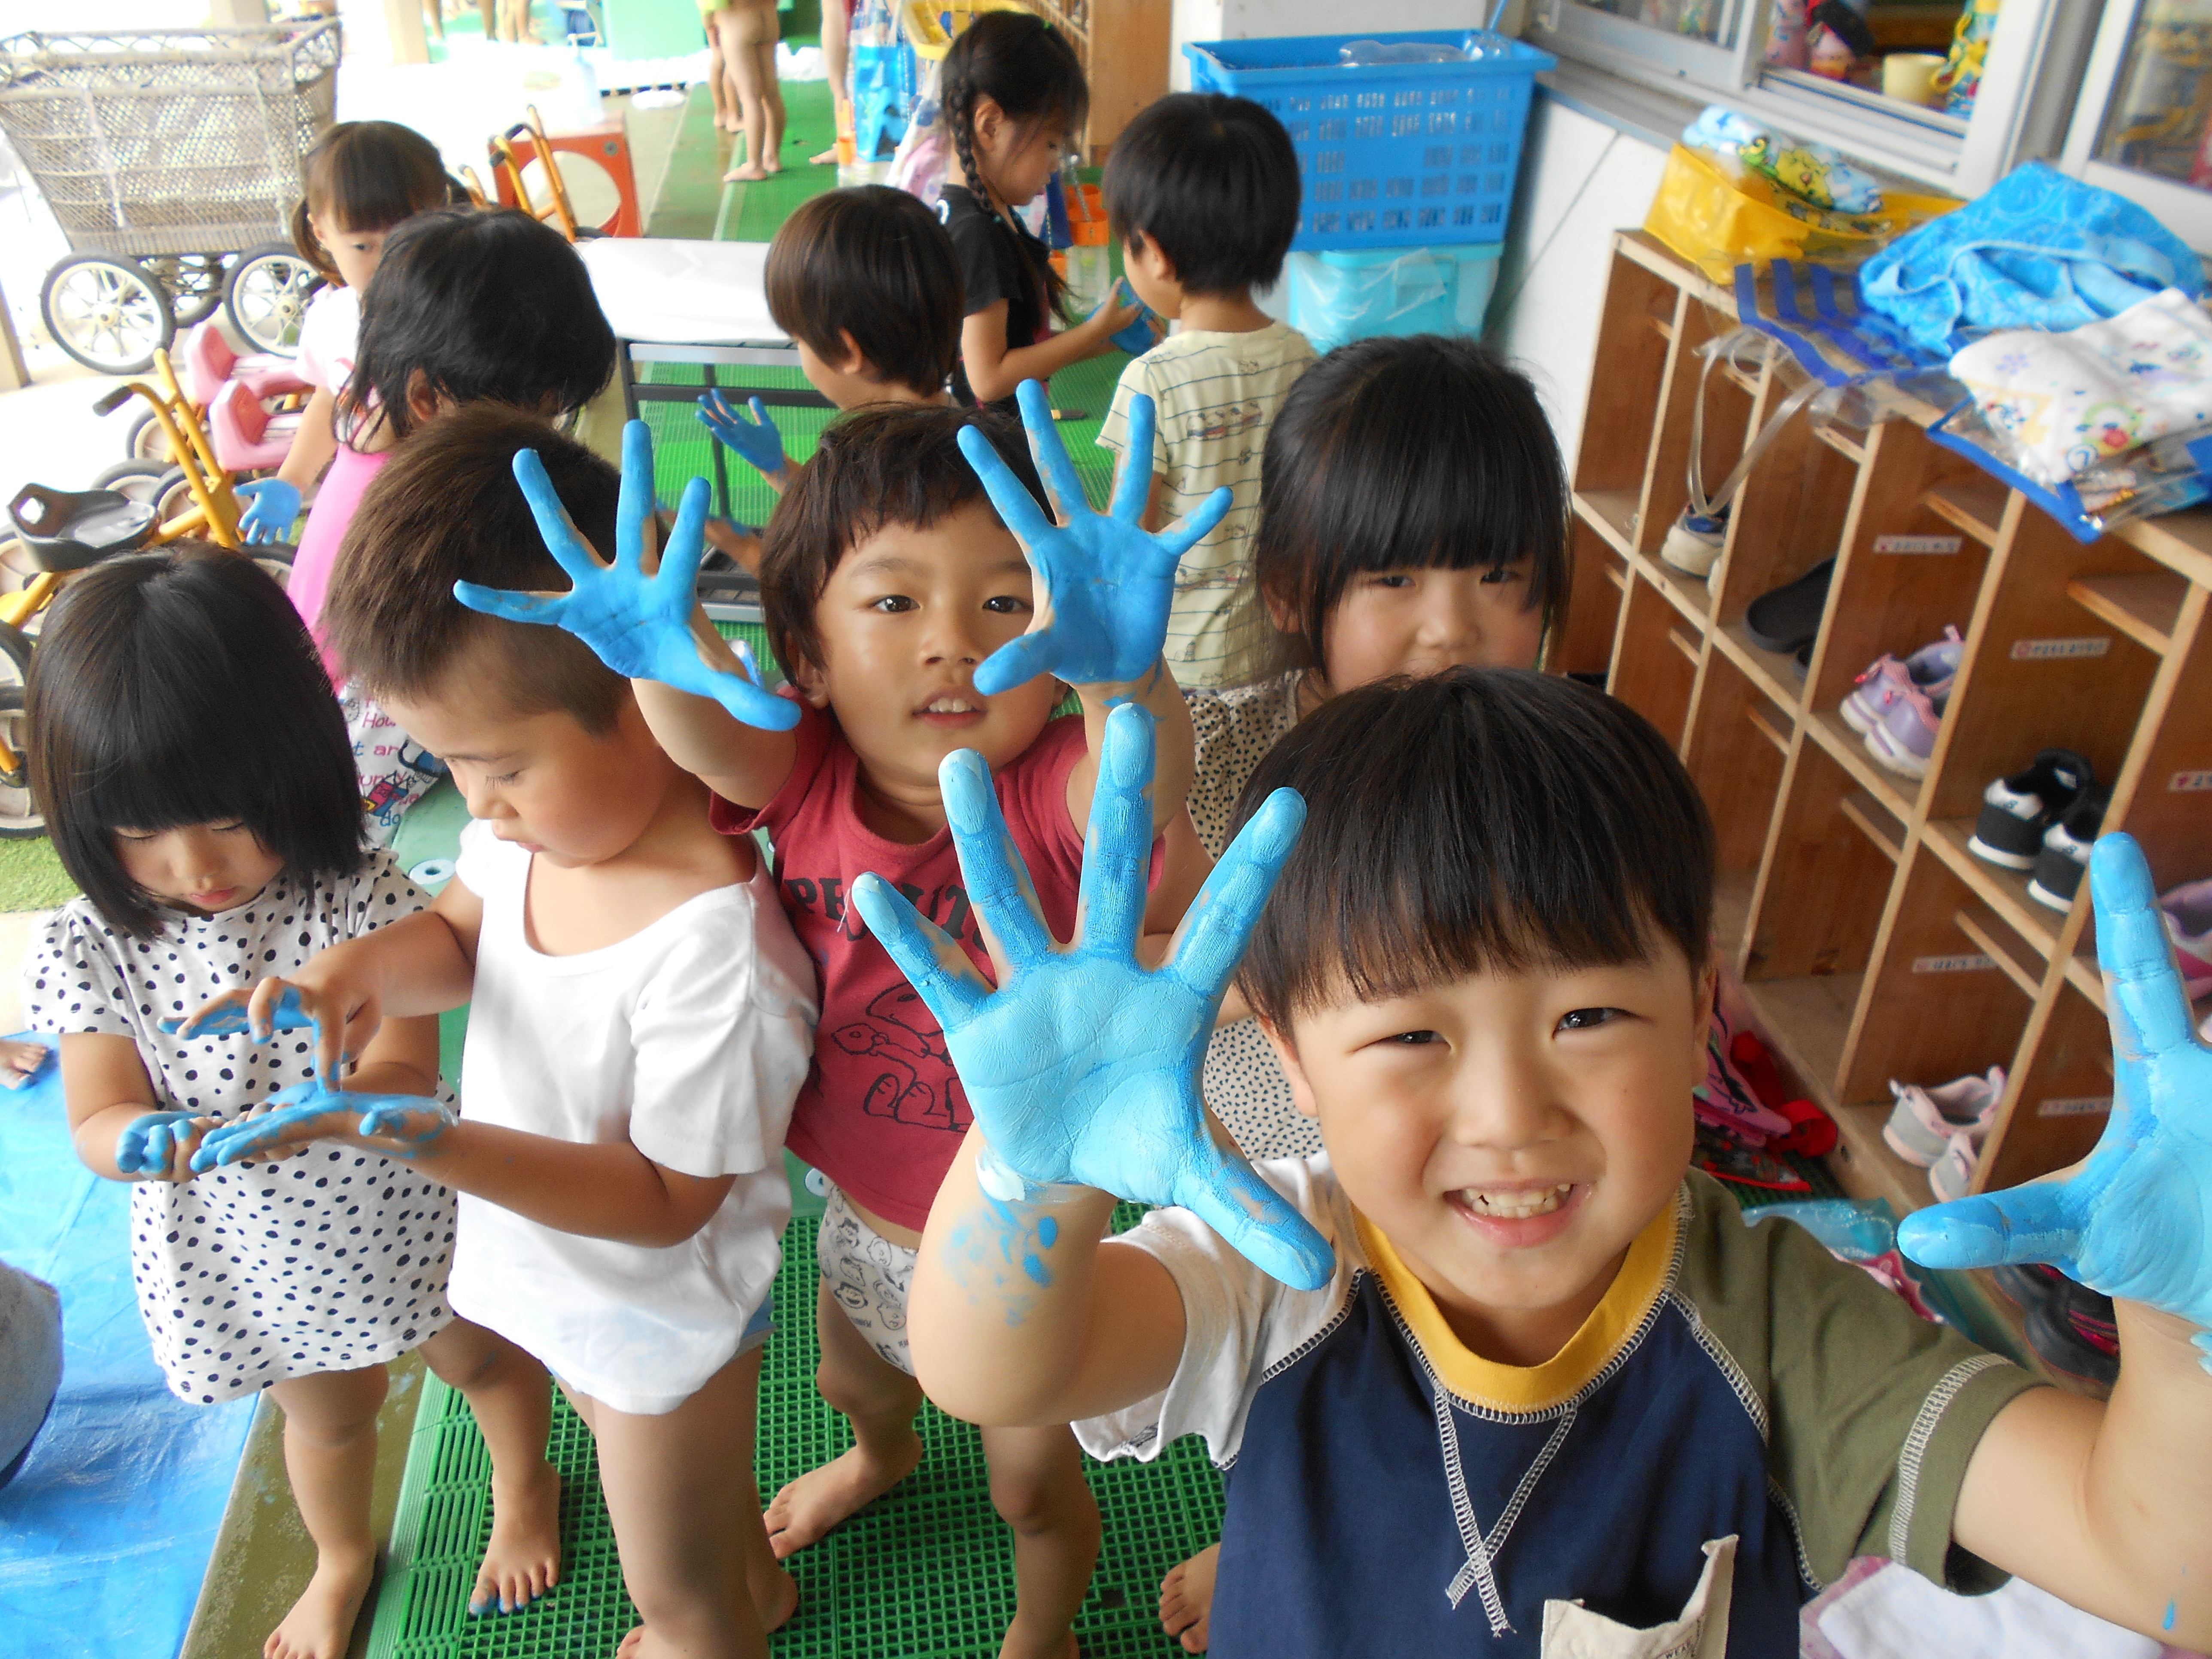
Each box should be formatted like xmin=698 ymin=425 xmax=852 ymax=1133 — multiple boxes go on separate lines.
xmin=2057 ymin=0 xmax=2212 ymax=255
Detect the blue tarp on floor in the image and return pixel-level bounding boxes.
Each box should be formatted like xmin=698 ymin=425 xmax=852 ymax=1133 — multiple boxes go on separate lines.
xmin=0 ymin=1034 xmax=253 ymax=1659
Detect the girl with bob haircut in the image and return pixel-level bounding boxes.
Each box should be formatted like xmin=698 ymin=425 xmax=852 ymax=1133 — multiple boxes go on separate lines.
xmin=24 ymin=546 xmax=564 ymax=1659
xmin=1155 ymin=332 xmax=1571 ymax=1654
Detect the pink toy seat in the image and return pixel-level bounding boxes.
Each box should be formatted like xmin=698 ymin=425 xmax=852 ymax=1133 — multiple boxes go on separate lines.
xmin=182 ymin=322 xmax=309 ymax=407
xmin=210 ymin=379 xmax=302 ymax=473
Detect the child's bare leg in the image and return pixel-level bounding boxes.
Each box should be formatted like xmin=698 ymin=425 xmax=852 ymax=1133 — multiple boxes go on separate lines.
xmin=705 ymin=15 xmax=733 ymax=132
xmin=763 ymin=1279 xmax=924 ymax=1556
xmin=721 ymin=5 xmax=775 ymax=181
xmin=810 ymin=0 xmax=849 ymax=164
xmin=754 ymin=44 xmax=787 ymax=173
xmin=416 ymin=1318 xmax=561 ymax=1615
xmin=1159 ymin=1543 xmax=1219 ymax=1653
xmin=583 ymin=1349 xmax=795 ymax=1659
xmin=263 ymin=1365 xmax=388 ymax=1659
xmin=981 ymin=1424 xmax=1100 ymax=1659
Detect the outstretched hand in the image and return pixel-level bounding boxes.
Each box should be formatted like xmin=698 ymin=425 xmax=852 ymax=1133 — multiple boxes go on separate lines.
xmin=453 ymin=419 xmax=798 ymax=732
xmin=957 ymin=381 xmax=1230 ymax=696
xmin=189 ymin=1077 xmax=456 ymax=1173
xmin=696 ymin=391 xmax=788 ymax=481
xmin=1899 ymin=834 xmax=2212 ymax=1367
xmin=234 ymin=477 xmax=301 ymax=546
xmin=165 ymin=979 xmax=358 ymax=1088
xmin=851 ymin=702 xmax=1333 ymax=1290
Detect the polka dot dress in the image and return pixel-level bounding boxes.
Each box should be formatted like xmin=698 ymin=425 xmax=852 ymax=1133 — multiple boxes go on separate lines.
xmin=24 ymin=854 xmax=458 ymax=1404
xmin=1186 ymin=673 xmax=1322 ymax=1161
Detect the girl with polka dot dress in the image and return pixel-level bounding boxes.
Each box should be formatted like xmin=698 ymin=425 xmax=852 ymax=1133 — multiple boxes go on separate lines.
xmin=23 ymin=548 xmax=561 ymax=1659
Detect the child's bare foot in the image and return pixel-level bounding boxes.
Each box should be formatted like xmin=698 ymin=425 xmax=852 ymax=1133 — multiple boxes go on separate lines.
xmin=763 ymin=155 xmax=784 ymax=175
xmin=264 ymin=1548 xmax=374 ymax=1659
xmin=1159 ymin=1544 xmax=1218 ymax=1653
xmin=469 ymin=1461 xmax=562 ymax=1615
xmin=809 ymin=143 xmax=840 ymax=165
xmin=999 ymin=1616 xmax=1081 ymax=1659
xmin=0 ymin=1036 xmax=46 ymax=1086
xmin=722 ymin=163 xmax=768 ymax=182
xmin=755 ymin=1562 xmax=800 ymax=1633
xmin=764 ymin=1434 xmax=923 ymax=1558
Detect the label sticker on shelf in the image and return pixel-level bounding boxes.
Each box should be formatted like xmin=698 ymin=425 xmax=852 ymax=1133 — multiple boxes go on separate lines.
xmin=2009 ymin=636 xmax=2110 ymax=661
xmin=2037 ymin=1095 xmax=2112 ymax=1118
xmin=1873 ymin=534 xmax=1962 ymax=555
xmin=1912 ymin=952 xmax=1996 ymax=973
xmin=2172 ymin=770 xmax=2212 ymax=793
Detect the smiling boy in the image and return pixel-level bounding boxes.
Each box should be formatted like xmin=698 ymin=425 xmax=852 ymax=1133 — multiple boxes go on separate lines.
xmin=885 ymin=670 xmax=2212 ymax=1656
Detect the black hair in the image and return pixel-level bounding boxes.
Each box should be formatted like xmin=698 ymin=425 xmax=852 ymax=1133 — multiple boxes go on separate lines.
xmin=1103 ymin=93 xmax=1300 ymax=296
xmin=327 ymin=404 xmax=629 ymax=734
xmin=342 ymin=207 xmax=616 ymax=445
xmin=760 ymin=402 xmax=1047 ymax=681
xmin=1254 ymin=334 xmax=1569 ymax=672
xmin=940 ymin=9 xmax=1087 ymax=325
xmin=290 ymin=120 xmax=453 ymax=283
xmin=27 ymin=546 xmax=365 ymax=940
xmin=1230 ymin=669 xmax=1714 ymax=1027
xmin=766 ymin=186 xmax=964 ymax=397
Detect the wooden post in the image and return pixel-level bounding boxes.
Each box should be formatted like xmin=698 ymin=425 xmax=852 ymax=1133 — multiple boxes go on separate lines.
xmin=0 ymin=273 xmax=30 ymax=392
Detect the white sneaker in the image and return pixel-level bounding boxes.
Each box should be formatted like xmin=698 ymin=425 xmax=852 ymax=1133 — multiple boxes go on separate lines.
xmin=1881 ymin=1067 xmax=2004 ymax=1167
xmin=1929 ymin=1128 xmax=1981 ymax=1203
xmin=1660 ymin=507 xmax=1728 ymax=577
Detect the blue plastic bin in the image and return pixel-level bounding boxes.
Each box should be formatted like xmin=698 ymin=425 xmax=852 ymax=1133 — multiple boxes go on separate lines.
xmin=1184 ymin=30 xmax=1554 ymax=252
xmin=1286 ymin=244 xmax=1501 ymax=354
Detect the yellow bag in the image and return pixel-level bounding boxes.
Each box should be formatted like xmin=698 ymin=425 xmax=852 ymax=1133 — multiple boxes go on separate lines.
xmin=1644 ymin=143 xmax=1961 ymax=283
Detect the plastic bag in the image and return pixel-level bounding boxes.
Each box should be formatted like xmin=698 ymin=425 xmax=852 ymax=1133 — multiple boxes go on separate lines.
xmin=1644 ymin=143 xmax=1960 ymax=283
xmin=1339 ymin=39 xmax=1468 ymax=64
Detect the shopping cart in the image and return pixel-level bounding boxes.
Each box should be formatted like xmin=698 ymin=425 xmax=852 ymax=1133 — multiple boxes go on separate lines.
xmin=0 ymin=23 xmax=341 ymax=374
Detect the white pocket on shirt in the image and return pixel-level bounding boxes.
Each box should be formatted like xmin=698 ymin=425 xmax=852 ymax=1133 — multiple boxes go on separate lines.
xmin=1538 ymin=1535 xmax=1736 ymax=1659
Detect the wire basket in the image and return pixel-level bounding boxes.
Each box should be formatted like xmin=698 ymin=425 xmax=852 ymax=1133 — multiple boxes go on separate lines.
xmin=0 ymin=23 xmax=340 ymax=258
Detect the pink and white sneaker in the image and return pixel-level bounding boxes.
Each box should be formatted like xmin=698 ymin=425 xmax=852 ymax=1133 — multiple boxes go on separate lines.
xmin=1865 ymin=680 xmax=1948 ymax=778
xmin=1882 ymin=1066 xmax=2004 ymax=1167
xmin=2162 ymin=878 xmax=2212 ymax=1000
xmin=1840 ymin=626 xmax=1963 ymax=737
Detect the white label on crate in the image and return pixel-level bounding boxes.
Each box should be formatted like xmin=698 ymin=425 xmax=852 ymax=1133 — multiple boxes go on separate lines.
xmin=2037 ymin=1095 xmax=2112 ymax=1119
xmin=1912 ymin=952 xmax=1997 ymax=974
xmin=1873 ymin=534 xmax=1962 ymax=555
xmin=2172 ymin=769 xmax=2212 ymax=793
xmin=2009 ymin=635 xmax=2111 ymax=661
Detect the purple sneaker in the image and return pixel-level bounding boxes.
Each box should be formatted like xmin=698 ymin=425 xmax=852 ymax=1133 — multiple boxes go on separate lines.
xmin=1840 ymin=626 xmax=1962 ymax=736
xmin=1865 ymin=681 xmax=1946 ymax=778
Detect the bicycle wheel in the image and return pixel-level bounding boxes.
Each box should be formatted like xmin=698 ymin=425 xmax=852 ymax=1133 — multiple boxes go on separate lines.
xmin=41 ymin=254 xmax=176 ymax=375
xmin=126 ymin=408 xmax=178 ymax=463
xmin=246 ymin=544 xmax=295 ymax=592
xmin=225 ymin=243 xmax=322 ymax=356
xmin=0 ymin=626 xmax=45 ymax=839
xmin=93 ymin=459 xmax=176 ymax=501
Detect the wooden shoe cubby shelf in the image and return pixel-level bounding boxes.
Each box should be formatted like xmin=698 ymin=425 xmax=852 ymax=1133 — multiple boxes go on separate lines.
xmin=1558 ymin=233 xmax=2212 ymax=1392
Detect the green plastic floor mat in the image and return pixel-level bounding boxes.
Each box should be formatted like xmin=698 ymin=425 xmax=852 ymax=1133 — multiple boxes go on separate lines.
xmin=365 ymin=1208 xmax=1220 ymax=1659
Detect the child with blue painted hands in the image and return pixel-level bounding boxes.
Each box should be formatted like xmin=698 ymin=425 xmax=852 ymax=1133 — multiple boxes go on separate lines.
xmin=456 ymin=382 xmax=1224 ymax=1659
xmin=895 ymin=668 xmax=2212 ymax=1656
xmin=1155 ymin=331 xmax=1570 ymax=1649
xmin=690 ymin=184 xmax=963 ymax=573
xmin=22 ymin=545 xmax=561 ymax=1659
xmin=183 ymin=407 xmax=820 ymax=1659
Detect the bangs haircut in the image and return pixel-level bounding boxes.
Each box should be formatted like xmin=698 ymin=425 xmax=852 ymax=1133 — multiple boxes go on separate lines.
xmin=343 ymin=207 xmax=616 ymax=444
xmin=760 ymin=403 xmax=1046 ymax=681
xmin=1103 ymin=93 xmax=1301 ymax=295
xmin=1230 ymin=668 xmax=1713 ymax=1028
xmin=325 ymin=403 xmax=628 ymax=733
xmin=1253 ymin=334 xmax=1569 ymax=672
xmin=766 ymin=186 xmax=964 ymax=399
xmin=292 ymin=119 xmax=453 ymax=282
xmin=27 ymin=545 xmax=364 ymax=940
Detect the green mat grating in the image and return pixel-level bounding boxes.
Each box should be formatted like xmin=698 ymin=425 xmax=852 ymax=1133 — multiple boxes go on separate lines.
xmin=364 ymin=1206 xmax=1223 ymax=1659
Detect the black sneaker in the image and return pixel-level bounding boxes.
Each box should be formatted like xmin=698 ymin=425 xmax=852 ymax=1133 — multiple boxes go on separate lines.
xmin=2024 ymin=1286 xmax=2121 ymax=1388
xmin=1744 ymin=558 xmax=1835 ymax=653
xmin=1968 ymin=749 xmax=2093 ymax=871
xmin=2027 ymin=787 xmax=2109 ymax=912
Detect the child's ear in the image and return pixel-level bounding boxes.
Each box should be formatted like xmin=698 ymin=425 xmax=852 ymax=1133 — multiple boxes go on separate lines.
xmin=1690 ymin=960 xmax=1719 ymax=1075
xmin=834 ymin=329 xmax=872 ymax=380
xmin=1125 ymin=232 xmax=1177 ymax=289
xmin=1259 ymin=580 xmax=1299 ymax=638
xmin=789 ymin=655 xmax=832 ymax=708
xmin=1257 ymin=1016 xmax=1322 ymax=1121
xmin=973 ymin=94 xmax=1005 ymax=146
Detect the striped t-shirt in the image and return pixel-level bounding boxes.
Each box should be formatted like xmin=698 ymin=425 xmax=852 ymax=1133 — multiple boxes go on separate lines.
xmin=1097 ymin=321 xmax=1316 ymax=689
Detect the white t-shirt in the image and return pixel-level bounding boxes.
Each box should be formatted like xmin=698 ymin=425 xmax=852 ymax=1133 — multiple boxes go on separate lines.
xmin=295 ymin=284 xmax=360 ymax=398
xmin=447 ymin=820 xmax=818 ymax=1414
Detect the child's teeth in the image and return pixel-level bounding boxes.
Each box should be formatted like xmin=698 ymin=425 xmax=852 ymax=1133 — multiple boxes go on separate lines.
xmin=1460 ymin=1183 xmax=1572 ymax=1219
xmin=927 ymin=698 xmax=976 ymax=713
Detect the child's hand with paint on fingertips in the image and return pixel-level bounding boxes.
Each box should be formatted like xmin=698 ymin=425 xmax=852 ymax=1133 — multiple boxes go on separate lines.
xmin=455 ymin=420 xmax=799 ymax=733
xmin=852 ymin=700 xmax=1334 ymax=1291
xmin=189 ymin=1077 xmax=456 ymax=1173
xmin=167 ymin=978 xmax=361 ymax=1090
xmin=962 ymin=380 xmax=1230 ymax=699
xmin=113 ymin=1110 xmax=213 ymax=1182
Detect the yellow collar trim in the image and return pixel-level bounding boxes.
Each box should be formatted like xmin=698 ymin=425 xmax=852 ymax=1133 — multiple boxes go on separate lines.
xmin=1353 ymin=1190 xmax=1681 ymax=1414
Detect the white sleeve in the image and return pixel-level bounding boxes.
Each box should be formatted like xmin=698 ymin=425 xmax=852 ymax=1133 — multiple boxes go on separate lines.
xmin=1075 ymin=1157 xmax=1354 ymax=1468
xmin=295 ymin=286 xmax=359 ymax=395
xmin=22 ymin=906 xmax=137 ymax=1039
xmin=626 ymin=900 xmax=816 ymax=1181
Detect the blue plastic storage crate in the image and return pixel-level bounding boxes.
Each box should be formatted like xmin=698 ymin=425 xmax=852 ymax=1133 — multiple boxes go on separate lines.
xmin=1184 ymin=30 xmax=1555 ymax=252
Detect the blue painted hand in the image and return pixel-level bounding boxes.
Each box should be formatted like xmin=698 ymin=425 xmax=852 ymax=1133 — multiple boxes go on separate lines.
xmin=695 ymin=390 xmax=787 ymax=479
xmin=1100 ymin=280 xmax=1164 ymax=356
xmin=189 ymin=1079 xmax=455 ymax=1172
xmin=161 ymin=983 xmax=316 ymax=1041
xmin=957 ymin=381 xmax=1231 ymax=696
xmin=1899 ymin=834 xmax=2212 ymax=1367
xmin=115 ymin=1110 xmax=205 ymax=1179
xmin=453 ymin=419 xmax=798 ymax=731
xmin=850 ymin=702 xmax=1335 ymax=1290
xmin=233 ymin=477 xmax=301 ymax=546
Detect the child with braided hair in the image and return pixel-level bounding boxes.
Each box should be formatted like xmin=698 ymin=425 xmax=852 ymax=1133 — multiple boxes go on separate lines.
xmin=935 ymin=10 xmax=1141 ymax=411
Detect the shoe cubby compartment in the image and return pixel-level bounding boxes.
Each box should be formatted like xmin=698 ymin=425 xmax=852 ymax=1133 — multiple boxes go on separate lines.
xmin=1567 ymin=233 xmax=2212 ymax=1395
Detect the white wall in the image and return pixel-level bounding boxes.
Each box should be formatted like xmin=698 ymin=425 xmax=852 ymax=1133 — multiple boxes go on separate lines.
xmin=1173 ymin=1 xmax=1527 ymax=88
xmin=1485 ymin=94 xmax=1670 ymax=471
